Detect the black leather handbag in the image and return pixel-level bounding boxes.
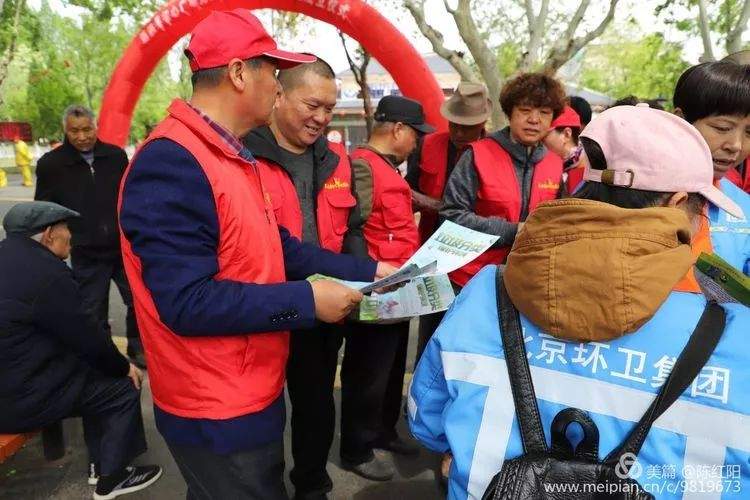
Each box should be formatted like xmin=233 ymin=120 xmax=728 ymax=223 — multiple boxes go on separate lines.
xmin=482 ymin=269 xmax=726 ymax=500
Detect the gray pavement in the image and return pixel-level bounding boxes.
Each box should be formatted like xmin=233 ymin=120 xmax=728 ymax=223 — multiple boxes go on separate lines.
xmin=0 ymin=174 xmax=443 ymax=499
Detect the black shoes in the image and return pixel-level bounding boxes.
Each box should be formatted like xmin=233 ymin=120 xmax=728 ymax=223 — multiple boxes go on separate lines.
xmin=374 ymin=436 xmax=420 ymax=456
xmin=341 ymin=455 xmax=395 ymax=481
xmin=92 ymin=465 xmax=162 ymax=499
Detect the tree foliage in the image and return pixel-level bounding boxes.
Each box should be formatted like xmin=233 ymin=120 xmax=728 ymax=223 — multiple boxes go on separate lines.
xmin=0 ymin=0 xmax=183 ymax=142
xmin=403 ymin=0 xmax=622 ymax=127
xmin=656 ymin=0 xmax=750 ymax=59
xmin=579 ymin=32 xmax=689 ymax=105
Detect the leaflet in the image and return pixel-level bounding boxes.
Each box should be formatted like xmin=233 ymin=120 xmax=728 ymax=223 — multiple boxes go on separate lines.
xmin=402 ymin=220 xmax=500 ymax=276
xmin=357 ymin=260 xmax=437 ymax=294
xmin=358 ymin=274 xmax=456 ymax=321
xmin=306 ymin=273 xmax=456 ymax=322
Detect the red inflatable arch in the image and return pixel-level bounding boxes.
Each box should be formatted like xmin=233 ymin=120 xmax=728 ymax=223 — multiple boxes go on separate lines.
xmin=98 ymin=0 xmax=447 ymax=146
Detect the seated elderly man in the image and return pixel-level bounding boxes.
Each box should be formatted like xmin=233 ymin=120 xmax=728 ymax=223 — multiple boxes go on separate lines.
xmin=0 ymin=201 xmax=161 ymax=499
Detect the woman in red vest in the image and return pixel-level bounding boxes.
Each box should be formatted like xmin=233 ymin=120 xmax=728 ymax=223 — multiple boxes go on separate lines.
xmin=543 ymin=105 xmax=585 ymax=196
xmin=440 ymin=72 xmax=567 ymax=288
xmin=726 ymin=160 xmax=750 ymax=194
xmin=720 ymin=50 xmax=750 ymax=195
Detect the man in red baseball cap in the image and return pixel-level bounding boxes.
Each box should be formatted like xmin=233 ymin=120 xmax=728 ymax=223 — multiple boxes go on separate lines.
xmin=118 ymin=9 xmax=393 ymax=499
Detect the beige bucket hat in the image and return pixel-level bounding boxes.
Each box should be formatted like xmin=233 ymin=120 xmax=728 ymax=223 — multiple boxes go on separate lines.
xmin=440 ymin=82 xmax=492 ymax=126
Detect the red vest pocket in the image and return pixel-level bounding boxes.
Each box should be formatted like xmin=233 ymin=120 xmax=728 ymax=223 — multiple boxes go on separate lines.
xmin=324 ymin=189 xmax=356 ymax=235
xmin=381 ymin=191 xmax=413 ymax=229
xmin=376 ymin=239 xmax=413 ymax=263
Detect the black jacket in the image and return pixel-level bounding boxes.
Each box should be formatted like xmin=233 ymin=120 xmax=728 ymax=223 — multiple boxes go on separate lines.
xmin=243 ymin=126 xmax=368 ymax=256
xmin=0 ymin=235 xmax=129 ymax=432
xmin=34 ymin=139 xmax=129 ymax=258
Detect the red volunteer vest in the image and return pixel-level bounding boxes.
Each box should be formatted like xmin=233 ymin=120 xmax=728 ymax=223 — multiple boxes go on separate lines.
xmin=417 ymin=132 xmax=451 ymax=243
xmin=726 ymin=159 xmax=750 ymax=194
xmin=450 ymin=138 xmax=562 ymax=286
xmin=352 ymin=147 xmax=420 ymax=266
xmin=565 ymin=165 xmax=585 ymax=195
xmin=119 ymin=100 xmax=288 ymax=419
xmin=258 ymin=141 xmax=356 ymax=253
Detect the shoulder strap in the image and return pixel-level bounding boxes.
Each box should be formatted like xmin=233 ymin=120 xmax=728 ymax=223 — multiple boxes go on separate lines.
xmin=604 ymin=301 xmax=726 ymax=466
xmin=495 ymin=267 xmax=548 ymax=454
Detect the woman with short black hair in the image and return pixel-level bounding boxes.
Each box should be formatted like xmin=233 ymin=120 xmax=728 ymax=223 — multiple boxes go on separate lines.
xmin=673 ymin=61 xmax=750 ymax=276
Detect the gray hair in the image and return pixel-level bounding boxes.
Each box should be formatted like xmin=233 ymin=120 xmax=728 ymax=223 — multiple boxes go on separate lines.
xmin=62 ymin=105 xmax=97 ymax=131
xmin=30 ymin=232 xmax=44 ymax=243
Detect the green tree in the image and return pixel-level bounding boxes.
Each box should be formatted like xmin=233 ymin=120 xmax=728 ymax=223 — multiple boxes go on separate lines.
xmin=62 ymin=0 xmax=162 ymax=23
xmin=131 ymin=59 xmax=179 ymax=143
xmin=0 ymin=0 xmax=41 ymax=107
xmin=657 ymin=0 xmax=750 ymax=60
xmin=0 ymin=1 xmax=183 ymax=141
xmin=579 ymin=32 xmax=689 ymax=105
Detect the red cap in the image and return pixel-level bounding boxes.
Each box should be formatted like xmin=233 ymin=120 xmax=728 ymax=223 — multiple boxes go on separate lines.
xmin=550 ymin=106 xmax=582 ymax=130
xmin=185 ymin=9 xmax=316 ymax=72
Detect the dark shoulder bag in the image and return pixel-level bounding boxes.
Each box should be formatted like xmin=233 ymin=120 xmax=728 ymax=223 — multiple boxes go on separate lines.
xmin=482 ymin=269 xmax=727 ymax=500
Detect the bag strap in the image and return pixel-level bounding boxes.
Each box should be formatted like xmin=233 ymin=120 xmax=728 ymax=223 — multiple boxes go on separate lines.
xmin=604 ymin=300 xmax=726 ymax=466
xmin=495 ymin=268 xmax=548 ymax=454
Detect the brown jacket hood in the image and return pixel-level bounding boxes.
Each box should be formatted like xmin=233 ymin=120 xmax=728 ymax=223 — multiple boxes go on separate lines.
xmin=504 ymin=199 xmax=694 ymax=342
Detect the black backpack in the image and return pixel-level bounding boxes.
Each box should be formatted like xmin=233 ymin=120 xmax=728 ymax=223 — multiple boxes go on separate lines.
xmin=482 ymin=269 xmax=726 ymax=500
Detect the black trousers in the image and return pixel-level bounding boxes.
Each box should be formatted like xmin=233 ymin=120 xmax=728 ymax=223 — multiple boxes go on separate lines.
xmin=415 ymin=282 xmax=462 ymax=364
xmin=415 ymin=311 xmax=447 ymax=364
xmin=167 ymin=440 xmax=287 ymax=500
xmin=285 ymin=324 xmax=344 ymax=497
xmin=71 ymin=251 xmax=141 ymax=351
xmin=72 ymin=373 xmax=148 ymax=476
xmin=340 ymin=320 xmax=410 ymax=464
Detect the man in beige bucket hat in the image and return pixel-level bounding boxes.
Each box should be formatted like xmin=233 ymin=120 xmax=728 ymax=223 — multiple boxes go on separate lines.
xmin=406 ymin=82 xmax=492 ymax=243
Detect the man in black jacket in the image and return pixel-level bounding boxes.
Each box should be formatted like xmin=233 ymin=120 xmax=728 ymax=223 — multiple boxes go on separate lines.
xmin=0 ymin=201 xmax=161 ymax=499
xmin=34 ymin=105 xmax=144 ymax=367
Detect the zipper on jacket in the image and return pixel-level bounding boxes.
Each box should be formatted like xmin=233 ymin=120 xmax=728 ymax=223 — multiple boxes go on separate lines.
xmin=247 ymin=159 xmax=271 ymax=224
xmin=520 ymin=149 xmax=531 ymax=220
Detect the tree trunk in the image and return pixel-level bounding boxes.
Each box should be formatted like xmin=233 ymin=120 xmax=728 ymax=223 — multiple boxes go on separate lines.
xmin=403 ymin=0 xmax=505 ymax=128
xmin=403 ymin=0 xmax=477 ymax=83
xmin=543 ymin=0 xmax=619 ymax=73
xmin=450 ymin=0 xmax=504 ymax=128
xmin=339 ymin=32 xmax=374 ymax=138
xmin=726 ymin=0 xmax=750 ymax=55
xmin=697 ymin=0 xmax=716 ymax=62
xmin=405 ymin=0 xmax=621 ymax=129
xmin=520 ymin=0 xmax=551 ymax=71
xmin=359 ymin=52 xmax=373 ymax=138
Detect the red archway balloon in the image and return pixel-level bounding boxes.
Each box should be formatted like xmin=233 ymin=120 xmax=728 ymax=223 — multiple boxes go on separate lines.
xmin=98 ymin=0 xmax=447 ymax=146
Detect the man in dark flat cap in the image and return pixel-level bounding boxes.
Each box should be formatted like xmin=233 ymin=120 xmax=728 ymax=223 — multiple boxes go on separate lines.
xmin=0 ymin=201 xmax=162 ymax=499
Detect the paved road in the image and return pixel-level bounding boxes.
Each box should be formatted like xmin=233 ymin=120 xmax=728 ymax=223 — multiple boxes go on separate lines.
xmin=0 ymin=174 xmax=442 ymax=499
